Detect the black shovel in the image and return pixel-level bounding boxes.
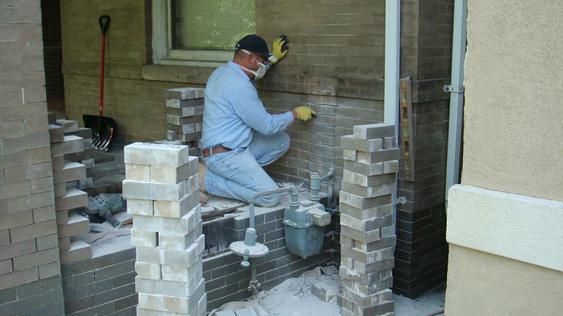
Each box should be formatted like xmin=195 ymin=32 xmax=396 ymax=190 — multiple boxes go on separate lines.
xmin=83 ymin=15 xmax=117 ymax=151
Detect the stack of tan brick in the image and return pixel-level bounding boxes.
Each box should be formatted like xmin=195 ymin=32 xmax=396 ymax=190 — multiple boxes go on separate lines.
xmin=49 ymin=123 xmax=91 ymax=264
xmin=165 ymin=87 xmax=204 ymax=150
xmin=123 ymin=142 xmax=206 ymax=315
xmin=338 ymin=123 xmax=399 ymax=316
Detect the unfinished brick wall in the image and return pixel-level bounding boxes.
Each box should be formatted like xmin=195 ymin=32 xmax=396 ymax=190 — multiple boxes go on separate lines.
xmin=60 ymin=0 xmax=454 ymax=298
xmin=394 ymin=0 xmax=453 ymax=297
xmin=0 ymin=0 xmax=65 ymax=314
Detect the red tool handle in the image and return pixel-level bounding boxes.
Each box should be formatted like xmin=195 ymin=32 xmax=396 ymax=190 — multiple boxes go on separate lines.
xmin=98 ymin=15 xmax=110 ymax=117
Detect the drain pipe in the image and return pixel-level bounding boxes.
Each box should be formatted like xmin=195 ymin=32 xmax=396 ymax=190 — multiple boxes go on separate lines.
xmin=384 ymin=0 xmax=401 ymax=234
xmin=444 ymin=0 xmax=467 ymax=202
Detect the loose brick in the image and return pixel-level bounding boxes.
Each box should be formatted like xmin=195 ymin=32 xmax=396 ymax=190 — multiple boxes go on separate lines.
xmin=135 ymin=261 xmax=161 ymax=280
xmin=57 ymin=213 xmax=89 ymax=238
xmin=126 ymin=164 xmax=151 ymax=182
xmin=135 ymin=276 xmax=203 ymax=298
xmin=131 ymin=230 xmax=158 ymax=248
xmin=342 ymin=170 xmax=395 ymax=187
xmin=341 ymin=135 xmax=383 ymax=152
xmin=339 ymin=191 xmax=391 ymax=209
xmin=353 ymin=123 xmax=395 ymax=139
xmin=124 ymin=142 xmax=190 ymax=167
xmin=62 ymin=135 xmax=85 ymax=155
xmin=48 ymin=124 xmax=64 ymax=143
xmin=150 ymin=156 xmax=199 ymax=184
xmin=340 ymin=203 xmax=393 ymax=220
xmin=343 ymin=160 xmax=396 ymax=176
xmin=342 ymin=149 xmax=358 ymax=161
xmin=160 ymin=235 xmax=204 ymax=267
xmin=340 ymin=213 xmax=393 ymax=232
xmin=133 ymin=205 xmax=201 ymax=234
xmin=356 ymin=148 xmax=400 ymax=164
xmin=341 ymin=181 xmax=394 ymax=198
xmin=55 ymin=188 xmax=87 ymax=211
xmin=340 ymin=225 xmax=381 ymax=243
xmin=55 ymin=119 xmax=78 ymax=133
xmin=340 ymin=245 xmax=394 ymax=265
xmin=136 ymin=246 xmax=160 ymax=264
xmin=340 ymin=235 xmax=396 ymax=253
xmin=58 ymin=237 xmax=70 ymax=252
xmin=340 ymin=284 xmax=392 ymax=308
xmin=153 ymin=190 xmax=199 ymax=218
xmin=341 ymin=256 xmax=395 ymax=275
xmin=127 ymin=199 xmax=153 ymax=216
xmin=165 ymin=87 xmax=204 ymax=100
xmin=159 ymin=221 xmax=202 ymax=250
xmin=122 ymin=176 xmax=198 ymax=201
xmin=56 ymin=210 xmax=68 ymax=225
xmin=61 ymin=162 xmax=86 ymax=183
xmin=161 ymin=260 xmax=202 ymax=283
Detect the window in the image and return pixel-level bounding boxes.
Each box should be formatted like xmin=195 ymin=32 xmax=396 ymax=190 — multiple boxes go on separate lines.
xmin=153 ymin=0 xmax=256 ymax=66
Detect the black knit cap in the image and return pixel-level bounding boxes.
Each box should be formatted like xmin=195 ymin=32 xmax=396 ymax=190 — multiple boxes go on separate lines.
xmin=235 ymin=34 xmax=270 ymax=59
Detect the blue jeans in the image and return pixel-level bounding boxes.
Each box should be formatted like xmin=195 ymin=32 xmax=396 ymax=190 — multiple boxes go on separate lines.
xmin=203 ymin=132 xmax=290 ymax=207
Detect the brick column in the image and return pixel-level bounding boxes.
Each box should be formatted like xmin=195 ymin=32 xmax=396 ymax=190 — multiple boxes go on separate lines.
xmin=338 ymin=123 xmax=399 ymax=316
xmin=165 ymin=87 xmax=205 ymax=150
xmin=123 ymin=142 xmax=206 ymax=315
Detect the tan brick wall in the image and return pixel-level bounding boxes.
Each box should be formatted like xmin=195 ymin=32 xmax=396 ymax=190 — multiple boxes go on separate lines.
xmin=0 ymin=0 xmax=62 ymax=296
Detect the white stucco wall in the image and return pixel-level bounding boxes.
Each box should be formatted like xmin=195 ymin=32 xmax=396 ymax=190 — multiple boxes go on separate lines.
xmin=461 ymin=0 xmax=563 ymax=201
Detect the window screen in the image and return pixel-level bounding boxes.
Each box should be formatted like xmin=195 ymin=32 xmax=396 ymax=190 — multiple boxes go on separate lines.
xmin=172 ymin=0 xmax=256 ymax=50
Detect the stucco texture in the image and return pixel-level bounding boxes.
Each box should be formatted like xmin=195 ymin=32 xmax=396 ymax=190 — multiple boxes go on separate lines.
xmin=445 ymin=245 xmax=563 ymax=316
xmin=461 ymin=0 xmax=563 ymax=201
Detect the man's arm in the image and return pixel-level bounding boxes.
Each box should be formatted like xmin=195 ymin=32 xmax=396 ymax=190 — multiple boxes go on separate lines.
xmin=231 ymin=85 xmax=294 ymax=135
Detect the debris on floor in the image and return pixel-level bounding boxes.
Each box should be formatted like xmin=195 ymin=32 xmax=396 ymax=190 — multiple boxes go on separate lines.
xmin=210 ymin=266 xmax=341 ymax=316
xmin=210 ymin=266 xmax=445 ymax=316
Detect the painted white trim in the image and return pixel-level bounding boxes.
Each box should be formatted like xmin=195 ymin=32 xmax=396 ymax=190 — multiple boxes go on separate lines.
xmin=151 ymin=0 xmax=232 ymax=65
xmin=447 ymin=184 xmax=563 ymax=272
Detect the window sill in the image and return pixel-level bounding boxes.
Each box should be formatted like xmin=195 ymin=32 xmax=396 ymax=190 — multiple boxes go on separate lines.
xmin=141 ymin=62 xmax=219 ymax=84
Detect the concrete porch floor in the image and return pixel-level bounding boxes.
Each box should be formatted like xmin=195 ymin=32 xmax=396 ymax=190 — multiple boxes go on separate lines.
xmin=210 ymin=266 xmax=445 ymax=316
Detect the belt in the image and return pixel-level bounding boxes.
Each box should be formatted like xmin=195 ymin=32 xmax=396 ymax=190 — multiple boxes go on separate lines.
xmin=201 ymin=145 xmax=232 ymax=158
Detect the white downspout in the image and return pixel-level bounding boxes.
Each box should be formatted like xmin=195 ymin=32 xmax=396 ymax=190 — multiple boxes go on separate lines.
xmin=384 ymin=0 xmax=400 ymax=233
xmin=445 ymin=0 xmax=467 ymax=201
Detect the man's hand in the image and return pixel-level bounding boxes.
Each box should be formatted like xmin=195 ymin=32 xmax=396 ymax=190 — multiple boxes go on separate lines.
xmin=268 ymin=35 xmax=289 ymax=64
xmin=292 ymin=106 xmax=316 ymax=121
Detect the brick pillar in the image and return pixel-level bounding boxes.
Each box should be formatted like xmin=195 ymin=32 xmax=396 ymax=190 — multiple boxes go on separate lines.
xmin=165 ymin=87 xmax=205 ymax=150
xmin=338 ymin=123 xmax=399 ymax=316
xmin=123 ymin=142 xmax=206 ymax=315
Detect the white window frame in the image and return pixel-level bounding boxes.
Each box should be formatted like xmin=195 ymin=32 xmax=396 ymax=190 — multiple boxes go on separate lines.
xmin=152 ymin=0 xmax=234 ymax=67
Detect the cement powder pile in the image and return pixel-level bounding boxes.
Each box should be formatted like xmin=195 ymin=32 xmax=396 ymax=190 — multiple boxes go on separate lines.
xmin=253 ymin=266 xmax=341 ymax=316
xmin=211 ymin=266 xmax=341 ymax=316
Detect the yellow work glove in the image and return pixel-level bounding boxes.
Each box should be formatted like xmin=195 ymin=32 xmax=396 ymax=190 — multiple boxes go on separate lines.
xmin=268 ymin=35 xmax=289 ymax=64
xmin=293 ymin=106 xmax=316 ymax=121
